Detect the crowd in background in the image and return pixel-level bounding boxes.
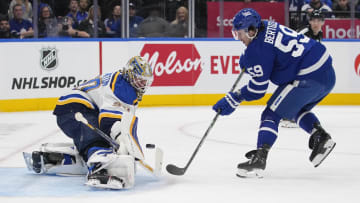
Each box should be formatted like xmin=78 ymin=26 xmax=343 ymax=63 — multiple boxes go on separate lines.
xmin=0 ymin=0 xmax=190 ymax=38
xmin=0 ymin=0 xmax=360 ymax=39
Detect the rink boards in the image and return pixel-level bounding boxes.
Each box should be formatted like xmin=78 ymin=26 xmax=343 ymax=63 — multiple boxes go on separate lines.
xmin=0 ymin=39 xmax=360 ymax=111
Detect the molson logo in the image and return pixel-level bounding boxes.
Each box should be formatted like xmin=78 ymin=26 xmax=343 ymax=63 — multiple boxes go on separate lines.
xmin=140 ymin=44 xmax=202 ymax=86
xmin=355 ymin=54 xmax=360 ymax=77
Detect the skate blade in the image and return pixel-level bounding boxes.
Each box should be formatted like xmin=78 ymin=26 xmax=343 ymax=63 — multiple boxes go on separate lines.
xmin=236 ymin=168 xmax=264 ymax=178
xmin=85 ymin=179 xmax=124 ymax=190
xmin=311 ymin=139 xmax=336 ymax=168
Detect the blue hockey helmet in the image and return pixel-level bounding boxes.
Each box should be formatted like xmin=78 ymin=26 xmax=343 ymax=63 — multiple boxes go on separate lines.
xmin=232 ymin=8 xmax=261 ymax=32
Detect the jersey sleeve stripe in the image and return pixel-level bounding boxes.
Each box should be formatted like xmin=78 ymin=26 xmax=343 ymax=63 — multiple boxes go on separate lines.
xmin=250 ymin=78 xmax=269 ymax=86
xmin=247 ymin=85 xmax=267 ymax=94
xmin=259 ymin=127 xmax=278 ymax=136
xmin=57 ymin=94 xmax=96 ymax=109
xmin=98 ymin=109 xmax=123 ymax=125
xmin=297 ymin=50 xmax=329 ymax=76
xmin=111 ymin=72 xmax=120 ymax=92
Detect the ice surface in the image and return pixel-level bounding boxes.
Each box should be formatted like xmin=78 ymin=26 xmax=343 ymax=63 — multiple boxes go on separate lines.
xmin=0 ymin=106 xmax=359 ymax=203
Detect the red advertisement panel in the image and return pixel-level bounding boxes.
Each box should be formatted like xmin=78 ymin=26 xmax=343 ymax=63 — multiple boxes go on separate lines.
xmin=207 ymin=2 xmax=285 ymax=38
xmin=140 ymin=44 xmax=202 ymax=86
xmin=323 ymin=19 xmax=360 ymax=39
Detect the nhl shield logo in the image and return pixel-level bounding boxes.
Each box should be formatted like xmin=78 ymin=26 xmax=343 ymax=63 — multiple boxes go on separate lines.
xmin=40 ymin=48 xmax=58 ymax=70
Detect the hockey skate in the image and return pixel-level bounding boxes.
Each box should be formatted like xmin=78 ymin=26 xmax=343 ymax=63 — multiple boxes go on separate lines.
xmin=85 ymin=148 xmax=135 ymax=190
xmin=309 ymin=123 xmax=336 ymax=167
xmin=86 ymin=163 xmax=125 ymax=189
xmin=236 ymin=145 xmax=270 ymax=178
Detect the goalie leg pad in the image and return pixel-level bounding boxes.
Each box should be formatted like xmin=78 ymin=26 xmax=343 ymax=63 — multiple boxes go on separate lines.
xmin=86 ymin=148 xmax=135 ymax=189
xmin=23 ymin=143 xmax=87 ymax=175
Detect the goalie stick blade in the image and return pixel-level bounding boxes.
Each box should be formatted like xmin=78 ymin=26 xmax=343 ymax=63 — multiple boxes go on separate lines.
xmin=166 ymin=164 xmax=185 ymax=176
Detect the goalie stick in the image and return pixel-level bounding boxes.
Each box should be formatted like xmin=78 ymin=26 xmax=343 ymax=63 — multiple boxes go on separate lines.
xmin=75 ymin=112 xmax=162 ymax=177
xmin=166 ymin=68 xmax=246 ymax=176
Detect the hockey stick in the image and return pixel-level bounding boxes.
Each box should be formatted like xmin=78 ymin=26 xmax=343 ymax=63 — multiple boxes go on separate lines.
xmin=166 ymin=68 xmax=246 ymax=176
xmin=75 ymin=112 xmax=161 ymax=176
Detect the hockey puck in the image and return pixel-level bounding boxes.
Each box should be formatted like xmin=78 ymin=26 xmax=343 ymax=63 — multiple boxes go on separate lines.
xmin=146 ymin=144 xmax=155 ymax=149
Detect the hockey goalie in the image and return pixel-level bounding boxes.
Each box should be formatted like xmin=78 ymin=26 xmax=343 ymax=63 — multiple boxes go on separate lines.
xmin=23 ymin=56 xmax=163 ymax=189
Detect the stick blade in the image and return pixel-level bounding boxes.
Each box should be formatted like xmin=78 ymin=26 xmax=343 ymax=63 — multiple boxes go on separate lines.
xmin=166 ymin=164 xmax=186 ymax=176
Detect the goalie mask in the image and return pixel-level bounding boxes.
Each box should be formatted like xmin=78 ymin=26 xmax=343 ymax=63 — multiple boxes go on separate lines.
xmin=123 ymin=56 xmax=153 ymax=100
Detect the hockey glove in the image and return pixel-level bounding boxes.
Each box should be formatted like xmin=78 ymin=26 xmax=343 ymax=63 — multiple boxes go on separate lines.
xmin=212 ymin=91 xmax=243 ymax=116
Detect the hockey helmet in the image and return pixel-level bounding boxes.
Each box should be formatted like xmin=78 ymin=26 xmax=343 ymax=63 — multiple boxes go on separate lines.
xmin=232 ymin=8 xmax=261 ymax=32
xmin=309 ymin=10 xmax=325 ymax=21
xmin=125 ymin=56 xmax=153 ymax=95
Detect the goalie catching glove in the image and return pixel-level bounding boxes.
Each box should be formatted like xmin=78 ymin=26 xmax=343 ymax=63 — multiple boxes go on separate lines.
xmin=213 ymin=90 xmax=244 ymax=115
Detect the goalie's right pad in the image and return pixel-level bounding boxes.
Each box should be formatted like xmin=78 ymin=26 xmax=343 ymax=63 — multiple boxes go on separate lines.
xmin=23 ymin=143 xmax=87 ymax=175
xmin=86 ymin=148 xmax=135 ymax=189
xmin=110 ymin=112 xmax=144 ymax=160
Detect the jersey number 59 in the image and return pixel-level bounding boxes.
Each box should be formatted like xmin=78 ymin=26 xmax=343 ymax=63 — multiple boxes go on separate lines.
xmin=247 ymin=65 xmax=263 ymax=77
xmin=275 ymin=25 xmax=310 ymax=57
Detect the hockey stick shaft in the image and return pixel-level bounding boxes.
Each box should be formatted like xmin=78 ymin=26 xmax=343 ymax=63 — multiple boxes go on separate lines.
xmin=75 ymin=112 xmax=120 ymax=150
xmin=166 ymin=68 xmax=246 ymax=175
xmin=75 ymin=112 xmax=158 ymax=175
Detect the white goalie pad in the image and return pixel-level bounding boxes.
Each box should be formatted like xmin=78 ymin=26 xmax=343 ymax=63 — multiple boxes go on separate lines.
xmin=110 ymin=112 xmax=145 ymax=160
xmin=86 ymin=151 xmax=135 ymax=189
xmin=23 ymin=143 xmax=87 ymax=176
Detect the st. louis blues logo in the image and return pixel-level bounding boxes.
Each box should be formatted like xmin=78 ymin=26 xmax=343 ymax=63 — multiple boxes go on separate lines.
xmin=40 ymin=47 xmax=58 ymax=71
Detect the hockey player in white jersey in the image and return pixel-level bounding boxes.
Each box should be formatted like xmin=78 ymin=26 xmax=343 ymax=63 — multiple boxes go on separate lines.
xmin=23 ymin=56 xmax=156 ymax=189
xmin=213 ymin=8 xmax=336 ymax=178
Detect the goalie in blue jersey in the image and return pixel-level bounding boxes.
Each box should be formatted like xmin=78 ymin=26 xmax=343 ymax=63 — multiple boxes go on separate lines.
xmin=213 ymin=8 xmax=336 ymax=178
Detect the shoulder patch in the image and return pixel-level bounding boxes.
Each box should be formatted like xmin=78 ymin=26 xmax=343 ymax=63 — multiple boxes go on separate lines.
xmin=111 ymin=74 xmax=137 ymax=105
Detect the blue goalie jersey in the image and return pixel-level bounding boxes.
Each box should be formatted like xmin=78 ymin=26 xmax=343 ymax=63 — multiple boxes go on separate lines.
xmin=239 ymin=20 xmax=332 ymax=101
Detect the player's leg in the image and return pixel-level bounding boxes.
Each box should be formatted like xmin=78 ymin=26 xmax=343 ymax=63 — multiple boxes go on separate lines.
xmin=56 ymin=105 xmax=136 ymax=189
xmin=23 ymin=105 xmax=105 ymax=175
xmin=55 ymin=106 xmax=110 ymax=161
xmin=270 ymin=66 xmax=336 ymax=167
xmin=237 ymin=107 xmax=280 ymax=178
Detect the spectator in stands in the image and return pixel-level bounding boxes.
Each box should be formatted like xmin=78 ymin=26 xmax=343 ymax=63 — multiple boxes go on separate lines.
xmin=104 ymin=4 xmax=121 ymax=37
xmin=77 ymin=0 xmax=89 ymax=25
xmin=168 ymin=6 xmax=188 ymax=37
xmin=38 ymin=4 xmax=58 ymax=38
xmin=304 ymin=0 xmax=332 ymax=8
xmin=78 ymin=5 xmax=107 ymax=38
xmin=8 ymin=0 xmax=32 ymax=22
xmin=332 ymin=0 xmax=351 ymax=18
xmin=301 ymin=0 xmax=333 ymax=17
xmin=289 ymin=0 xmax=305 ymax=12
xmin=58 ymin=16 xmax=89 ymax=38
xmin=301 ymin=0 xmax=332 ymax=26
xmin=137 ymin=5 xmax=170 ymax=37
xmin=9 ymin=3 xmax=33 ymax=38
xmin=0 ymin=0 xmax=11 ymax=16
xmin=289 ymin=0 xmax=305 ymax=30
xmin=0 ymin=14 xmax=12 ymax=38
xmin=165 ymin=0 xmax=187 ymax=22
xmin=66 ymin=0 xmax=80 ymax=29
xmin=129 ymin=1 xmax=144 ymax=37
xmin=356 ymin=2 xmax=360 ymax=18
